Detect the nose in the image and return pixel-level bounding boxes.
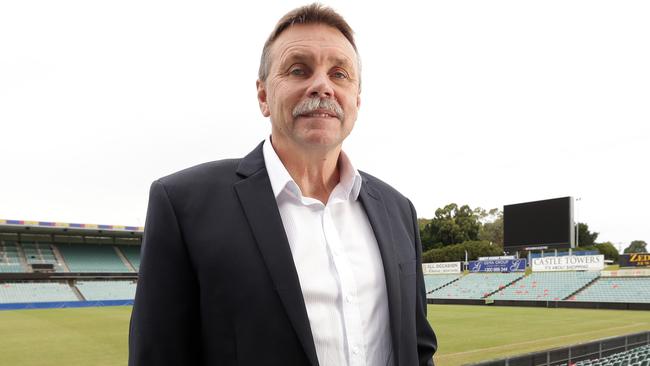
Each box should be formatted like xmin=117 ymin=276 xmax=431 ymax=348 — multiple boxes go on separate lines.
xmin=306 ymin=72 xmax=334 ymax=99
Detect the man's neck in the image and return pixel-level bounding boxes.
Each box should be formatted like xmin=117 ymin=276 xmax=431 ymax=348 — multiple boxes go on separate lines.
xmin=270 ymin=136 xmax=341 ymax=204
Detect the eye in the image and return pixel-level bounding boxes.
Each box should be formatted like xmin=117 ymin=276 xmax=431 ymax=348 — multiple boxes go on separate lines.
xmin=331 ymin=69 xmax=349 ymax=79
xmin=289 ymin=65 xmax=307 ymax=76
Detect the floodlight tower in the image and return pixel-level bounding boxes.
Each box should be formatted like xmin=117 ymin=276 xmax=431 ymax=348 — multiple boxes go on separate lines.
xmin=575 ymin=197 xmax=582 ymax=248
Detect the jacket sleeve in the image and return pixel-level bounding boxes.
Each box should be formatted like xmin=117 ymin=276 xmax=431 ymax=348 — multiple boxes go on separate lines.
xmin=409 ymin=200 xmax=438 ymax=366
xmin=129 ymin=180 xmax=201 ymax=365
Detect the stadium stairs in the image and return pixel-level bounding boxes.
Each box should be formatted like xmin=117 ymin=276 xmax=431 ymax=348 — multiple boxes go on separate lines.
xmin=483 ymin=274 xmax=526 ymax=298
xmin=425 ymin=275 xmax=462 ymax=294
xmin=69 ymin=279 xmax=86 ymax=301
xmin=52 ymin=245 xmax=71 ymax=272
xmin=568 ymin=277 xmax=650 ymax=303
xmin=15 ymin=243 xmax=30 ymax=272
xmin=563 ymin=275 xmax=600 ymax=300
xmin=434 ymin=276 xmax=461 ymax=292
xmin=428 ymin=272 xmax=526 ymax=300
xmin=114 ymin=247 xmax=137 ymax=272
xmin=57 ymin=243 xmax=134 ymax=273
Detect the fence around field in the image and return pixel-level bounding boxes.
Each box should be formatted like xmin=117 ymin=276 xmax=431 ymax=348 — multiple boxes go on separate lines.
xmin=427 ymin=298 xmax=650 ymax=311
xmin=466 ymin=331 xmax=650 ymax=366
xmin=0 ymin=299 xmax=133 ymax=310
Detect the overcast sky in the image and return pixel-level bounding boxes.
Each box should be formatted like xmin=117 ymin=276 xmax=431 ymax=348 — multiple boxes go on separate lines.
xmin=1 ymin=1 xmax=648 ymax=251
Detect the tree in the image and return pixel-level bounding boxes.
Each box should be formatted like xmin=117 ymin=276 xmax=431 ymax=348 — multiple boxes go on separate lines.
xmin=422 ymin=240 xmax=503 ymax=263
xmin=418 ymin=218 xmax=438 ymax=251
xmin=474 ymin=207 xmax=500 ymax=224
xmin=623 ymin=240 xmax=648 ymax=254
xmin=478 ymin=209 xmax=503 ymax=247
xmin=594 ymin=242 xmax=619 ymax=263
xmin=417 ymin=218 xmax=431 ymax=232
xmin=420 ymin=203 xmax=481 ymax=251
xmin=577 ymin=223 xmax=599 ymax=247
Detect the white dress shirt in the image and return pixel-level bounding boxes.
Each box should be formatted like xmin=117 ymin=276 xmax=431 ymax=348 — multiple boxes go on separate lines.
xmin=262 ymin=137 xmax=393 ymax=366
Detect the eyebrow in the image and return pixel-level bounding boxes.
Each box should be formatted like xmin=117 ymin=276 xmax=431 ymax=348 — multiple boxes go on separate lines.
xmin=280 ymin=51 xmax=355 ymax=71
xmin=330 ymin=56 xmax=354 ymax=70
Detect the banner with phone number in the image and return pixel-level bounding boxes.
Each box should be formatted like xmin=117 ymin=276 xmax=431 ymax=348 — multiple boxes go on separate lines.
xmin=468 ymin=259 xmax=527 ymax=272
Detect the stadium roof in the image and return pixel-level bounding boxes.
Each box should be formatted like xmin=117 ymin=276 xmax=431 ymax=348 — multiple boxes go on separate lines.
xmin=0 ymin=219 xmax=143 ymax=238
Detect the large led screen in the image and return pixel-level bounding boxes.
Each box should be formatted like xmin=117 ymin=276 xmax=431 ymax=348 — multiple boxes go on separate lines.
xmin=504 ymin=197 xmax=573 ymax=248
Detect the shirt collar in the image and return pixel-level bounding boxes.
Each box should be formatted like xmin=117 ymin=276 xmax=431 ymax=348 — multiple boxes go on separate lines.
xmin=262 ymin=136 xmax=362 ymax=202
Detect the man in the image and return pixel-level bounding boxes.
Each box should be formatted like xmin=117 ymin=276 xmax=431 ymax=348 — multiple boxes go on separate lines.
xmin=129 ymin=4 xmax=437 ymax=366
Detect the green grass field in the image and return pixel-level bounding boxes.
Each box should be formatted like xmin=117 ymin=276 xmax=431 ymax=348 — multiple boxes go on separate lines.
xmin=0 ymin=305 xmax=648 ymax=366
xmin=430 ymin=305 xmax=650 ymax=365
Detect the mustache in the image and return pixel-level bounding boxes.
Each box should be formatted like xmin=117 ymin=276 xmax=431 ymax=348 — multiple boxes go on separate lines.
xmin=292 ymin=97 xmax=344 ymax=120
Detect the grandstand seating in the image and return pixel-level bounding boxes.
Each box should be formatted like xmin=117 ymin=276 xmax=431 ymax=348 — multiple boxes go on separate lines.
xmin=0 ymin=241 xmax=25 ymax=273
xmin=492 ymin=271 xmax=600 ymax=301
xmin=75 ymin=280 xmax=137 ymax=301
xmin=564 ymin=344 xmax=650 ymax=366
xmin=424 ymin=274 xmax=460 ymax=293
xmin=428 ymin=272 xmax=524 ymax=299
xmin=1 ymin=241 xmax=142 ymax=273
xmin=570 ymin=277 xmax=650 ymax=303
xmin=4 ymin=243 xmax=650 ymax=306
xmin=0 ymin=282 xmax=79 ymax=303
xmin=57 ymin=243 xmax=132 ymax=272
xmin=21 ymin=241 xmax=64 ymax=272
xmin=118 ymin=245 xmax=141 ymax=271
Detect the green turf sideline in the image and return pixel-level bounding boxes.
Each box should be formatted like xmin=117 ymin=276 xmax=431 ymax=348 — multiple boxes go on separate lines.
xmin=0 ymin=306 xmax=131 ymax=366
xmin=0 ymin=305 xmax=648 ymax=366
xmin=430 ymin=305 xmax=650 ymax=366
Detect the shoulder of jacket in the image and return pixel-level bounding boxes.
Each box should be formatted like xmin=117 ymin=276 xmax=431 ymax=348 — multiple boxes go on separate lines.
xmin=157 ymin=158 xmax=242 ymax=189
xmin=359 ymin=170 xmax=410 ymax=205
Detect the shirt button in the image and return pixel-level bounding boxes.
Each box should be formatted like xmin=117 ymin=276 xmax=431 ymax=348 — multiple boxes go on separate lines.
xmin=345 ymin=295 xmax=353 ymax=303
xmin=352 ymin=347 xmax=359 ymax=355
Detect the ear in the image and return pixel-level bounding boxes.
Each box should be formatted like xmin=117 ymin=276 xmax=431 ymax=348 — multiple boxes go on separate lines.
xmin=256 ymin=79 xmax=270 ymax=117
xmin=356 ymin=92 xmax=361 ymax=108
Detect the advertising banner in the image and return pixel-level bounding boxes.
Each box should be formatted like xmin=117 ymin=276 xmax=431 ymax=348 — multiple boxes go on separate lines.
xmin=422 ymin=262 xmax=461 ymax=274
xmin=619 ymin=253 xmax=650 ymax=267
xmin=478 ymin=256 xmax=515 ymax=261
xmin=531 ymin=255 xmax=604 ymax=272
xmin=468 ymin=259 xmax=527 ymax=273
xmin=601 ymin=268 xmax=650 ymax=277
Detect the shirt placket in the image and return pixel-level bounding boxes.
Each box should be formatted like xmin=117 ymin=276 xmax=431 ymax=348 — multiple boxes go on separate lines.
xmin=321 ymin=205 xmax=366 ymax=366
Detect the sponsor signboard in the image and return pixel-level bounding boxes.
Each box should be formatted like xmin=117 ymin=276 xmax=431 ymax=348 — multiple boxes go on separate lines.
xmin=619 ymin=253 xmax=650 ymax=267
xmin=525 ymin=246 xmax=549 ymax=251
xmin=530 ymin=251 xmax=599 ymax=259
xmin=601 ymin=268 xmax=650 ymax=277
xmin=422 ymin=262 xmax=461 ymax=274
xmin=478 ymin=256 xmax=515 ymax=261
xmin=531 ymin=255 xmax=604 ymax=272
xmin=468 ymin=259 xmax=527 ymax=273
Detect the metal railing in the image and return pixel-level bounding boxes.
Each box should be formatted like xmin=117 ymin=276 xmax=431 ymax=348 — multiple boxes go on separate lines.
xmin=467 ymin=331 xmax=650 ymax=366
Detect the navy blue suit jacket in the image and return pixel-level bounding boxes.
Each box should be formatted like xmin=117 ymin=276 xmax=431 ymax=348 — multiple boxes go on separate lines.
xmin=129 ymin=142 xmax=437 ymax=365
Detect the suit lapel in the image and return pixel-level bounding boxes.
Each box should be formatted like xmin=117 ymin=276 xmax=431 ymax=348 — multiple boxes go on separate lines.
xmin=234 ymin=143 xmax=319 ymax=366
xmin=233 ymin=143 xmax=403 ymax=365
xmin=358 ymin=178 xmax=402 ymax=363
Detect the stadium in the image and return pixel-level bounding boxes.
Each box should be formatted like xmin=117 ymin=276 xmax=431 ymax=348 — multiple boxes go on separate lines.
xmin=3 ymin=0 xmax=649 ymax=364
xmin=1 ymin=216 xmax=649 ymax=366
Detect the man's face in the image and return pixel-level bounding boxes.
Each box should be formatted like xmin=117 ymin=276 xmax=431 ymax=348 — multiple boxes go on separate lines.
xmin=257 ymin=24 xmax=361 ymax=151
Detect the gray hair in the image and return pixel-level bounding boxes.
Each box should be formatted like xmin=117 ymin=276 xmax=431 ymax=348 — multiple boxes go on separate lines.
xmin=258 ymin=3 xmax=361 ymax=88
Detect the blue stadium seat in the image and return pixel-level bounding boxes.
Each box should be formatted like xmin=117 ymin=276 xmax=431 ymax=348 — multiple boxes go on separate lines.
xmin=571 ymin=277 xmax=650 ymax=303
xmin=428 ymin=272 xmax=524 ymax=299
xmin=57 ymin=243 xmax=131 ymax=272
